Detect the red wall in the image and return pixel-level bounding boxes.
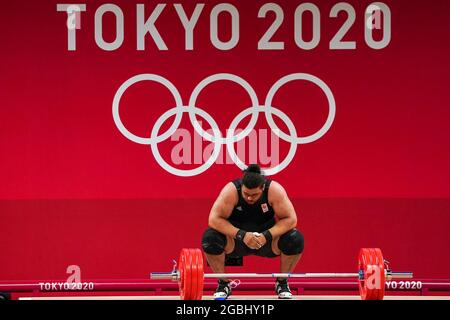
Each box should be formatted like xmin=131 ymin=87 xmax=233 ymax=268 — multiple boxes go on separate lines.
xmin=1 ymin=198 xmax=449 ymax=280
xmin=1 ymin=0 xmax=450 ymax=282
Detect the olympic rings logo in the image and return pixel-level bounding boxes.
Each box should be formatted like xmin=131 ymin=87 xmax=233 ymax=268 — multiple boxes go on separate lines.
xmin=112 ymin=73 xmax=336 ymax=176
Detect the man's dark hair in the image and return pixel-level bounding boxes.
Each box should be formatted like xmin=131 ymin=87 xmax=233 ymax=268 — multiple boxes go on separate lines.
xmin=242 ymin=164 xmax=265 ymax=189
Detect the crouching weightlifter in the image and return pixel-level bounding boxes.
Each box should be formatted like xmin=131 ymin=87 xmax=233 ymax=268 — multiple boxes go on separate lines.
xmin=201 ymin=164 xmax=304 ymax=299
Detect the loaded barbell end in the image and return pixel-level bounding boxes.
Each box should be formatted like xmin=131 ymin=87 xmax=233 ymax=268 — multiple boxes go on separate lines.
xmin=150 ymin=271 xmax=179 ymax=281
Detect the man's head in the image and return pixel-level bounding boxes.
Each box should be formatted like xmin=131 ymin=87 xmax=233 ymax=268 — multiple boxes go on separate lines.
xmin=242 ymin=164 xmax=265 ymax=204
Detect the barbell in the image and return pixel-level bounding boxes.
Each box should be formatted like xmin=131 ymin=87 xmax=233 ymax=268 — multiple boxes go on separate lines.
xmin=150 ymin=248 xmax=413 ymax=300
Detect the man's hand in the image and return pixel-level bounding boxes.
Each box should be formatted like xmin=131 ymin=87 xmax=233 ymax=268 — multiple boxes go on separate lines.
xmin=243 ymin=232 xmax=267 ymax=250
xmin=253 ymin=232 xmax=268 ymax=248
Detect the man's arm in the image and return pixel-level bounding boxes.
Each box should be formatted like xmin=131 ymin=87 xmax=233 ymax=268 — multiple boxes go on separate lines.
xmin=267 ymin=181 xmax=298 ymax=238
xmin=208 ymin=182 xmax=240 ymax=238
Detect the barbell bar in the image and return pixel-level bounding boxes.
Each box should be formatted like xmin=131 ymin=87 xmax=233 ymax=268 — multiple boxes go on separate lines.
xmin=150 ymin=248 xmax=413 ymax=300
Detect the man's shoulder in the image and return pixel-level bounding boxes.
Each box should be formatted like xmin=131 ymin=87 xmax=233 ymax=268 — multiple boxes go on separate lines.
xmin=268 ymin=180 xmax=282 ymax=190
xmin=267 ymin=180 xmax=288 ymax=201
xmin=231 ymin=178 xmax=242 ymax=186
xmin=220 ymin=181 xmax=239 ymax=196
xmin=217 ymin=182 xmax=239 ymax=206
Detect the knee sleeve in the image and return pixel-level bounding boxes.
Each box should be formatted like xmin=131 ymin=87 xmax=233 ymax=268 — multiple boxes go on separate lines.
xmin=278 ymin=229 xmax=304 ymax=255
xmin=201 ymin=228 xmax=227 ymax=255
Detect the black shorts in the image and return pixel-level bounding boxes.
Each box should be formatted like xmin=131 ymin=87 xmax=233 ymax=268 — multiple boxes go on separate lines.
xmin=227 ymin=235 xmax=279 ymax=258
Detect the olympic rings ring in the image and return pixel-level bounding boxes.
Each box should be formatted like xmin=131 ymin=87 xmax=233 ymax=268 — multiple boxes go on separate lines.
xmin=112 ymin=74 xmax=183 ymax=145
xmin=112 ymin=73 xmax=336 ymax=176
xmin=188 ymin=73 xmax=259 ymax=144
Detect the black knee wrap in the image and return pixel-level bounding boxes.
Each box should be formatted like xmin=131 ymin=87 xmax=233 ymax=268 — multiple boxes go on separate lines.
xmin=278 ymin=229 xmax=304 ymax=255
xmin=201 ymin=228 xmax=227 ymax=255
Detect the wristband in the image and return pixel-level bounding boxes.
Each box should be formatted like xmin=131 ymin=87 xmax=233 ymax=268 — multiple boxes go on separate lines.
xmin=262 ymin=230 xmax=273 ymax=242
xmin=235 ymin=229 xmax=247 ymax=241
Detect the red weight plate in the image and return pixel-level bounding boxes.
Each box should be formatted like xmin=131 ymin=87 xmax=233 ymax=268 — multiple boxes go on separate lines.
xmin=178 ymin=249 xmax=185 ymax=299
xmin=360 ymin=248 xmax=385 ymax=300
xmin=373 ymin=248 xmax=385 ymax=300
xmin=192 ymin=249 xmax=204 ymax=300
xmin=188 ymin=249 xmax=198 ymax=300
xmin=358 ymin=248 xmax=368 ymax=300
xmin=179 ymin=249 xmax=192 ymax=300
xmin=368 ymin=248 xmax=385 ymax=300
xmin=367 ymin=248 xmax=379 ymax=300
xmin=359 ymin=248 xmax=378 ymax=300
xmin=366 ymin=248 xmax=378 ymax=300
